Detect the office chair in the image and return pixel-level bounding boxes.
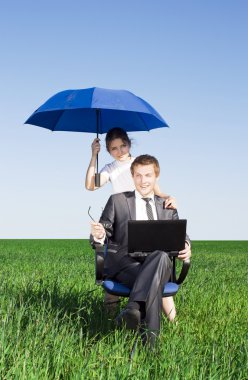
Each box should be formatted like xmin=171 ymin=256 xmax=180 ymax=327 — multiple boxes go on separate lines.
xmin=95 ymin=244 xmax=190 ymax=299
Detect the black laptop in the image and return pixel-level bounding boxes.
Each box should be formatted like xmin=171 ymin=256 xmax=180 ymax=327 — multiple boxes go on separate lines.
xmin=128 ymin=219 xmax=187 ymax=258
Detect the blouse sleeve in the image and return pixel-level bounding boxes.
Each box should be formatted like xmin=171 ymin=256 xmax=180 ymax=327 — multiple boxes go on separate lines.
xmin=100 ymin=163 xmax=110 ymax=182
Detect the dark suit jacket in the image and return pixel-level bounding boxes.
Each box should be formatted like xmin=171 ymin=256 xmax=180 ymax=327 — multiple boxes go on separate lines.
xmin=94 ymin=191 xmax=189 ymax=278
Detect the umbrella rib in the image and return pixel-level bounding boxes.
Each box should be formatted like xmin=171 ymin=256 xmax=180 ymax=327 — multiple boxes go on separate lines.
xmin=50 ymin=110 xmax=67 ymax=131
xmin=136 ymin=112 xmax=150 ymax=131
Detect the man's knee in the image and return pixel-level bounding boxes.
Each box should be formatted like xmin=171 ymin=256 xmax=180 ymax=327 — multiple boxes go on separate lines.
xmin=154 ymin=249 xmax=170 ymax=261
xmin=152 ymin=250 xmax=172 ymax=269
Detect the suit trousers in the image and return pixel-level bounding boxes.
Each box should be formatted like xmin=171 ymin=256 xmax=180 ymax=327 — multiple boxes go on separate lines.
xmin=114 ymin=249 xmax=172 ymax=333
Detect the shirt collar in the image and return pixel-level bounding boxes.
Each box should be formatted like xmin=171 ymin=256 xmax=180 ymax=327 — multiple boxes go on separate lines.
xmin=135 ymin=190 xmax=155 ymax=202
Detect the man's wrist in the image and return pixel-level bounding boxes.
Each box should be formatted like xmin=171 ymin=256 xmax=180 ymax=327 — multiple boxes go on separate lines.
xmin=94 ymin=232 xmax=106 ymax=245
xmin=94 ymin=238 xmax=105 ymax=245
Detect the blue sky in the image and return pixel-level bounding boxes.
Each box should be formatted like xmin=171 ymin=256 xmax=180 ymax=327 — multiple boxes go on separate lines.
xmin=1 ymin=0 xmax=247 ymax=239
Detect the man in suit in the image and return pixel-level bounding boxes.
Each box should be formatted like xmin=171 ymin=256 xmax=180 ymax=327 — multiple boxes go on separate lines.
xmin=91 ymin=154 xmax=191 ymax=345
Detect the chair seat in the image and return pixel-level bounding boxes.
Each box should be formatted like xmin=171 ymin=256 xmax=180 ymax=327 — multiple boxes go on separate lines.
xmin=102 ymin=280 xmax=179 ymax=297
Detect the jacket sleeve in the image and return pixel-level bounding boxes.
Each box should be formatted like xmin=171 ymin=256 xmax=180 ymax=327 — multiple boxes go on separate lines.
xmin=172 ymin=209 xmax=179 ymax=220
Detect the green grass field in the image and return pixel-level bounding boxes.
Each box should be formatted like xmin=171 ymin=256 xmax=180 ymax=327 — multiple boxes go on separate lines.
xmin=0 ymin=240 xmax=247 ymax=379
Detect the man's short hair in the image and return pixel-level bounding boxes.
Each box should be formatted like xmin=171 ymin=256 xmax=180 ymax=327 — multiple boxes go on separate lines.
xmin=130 ymin=154 xmax=160 ymax=177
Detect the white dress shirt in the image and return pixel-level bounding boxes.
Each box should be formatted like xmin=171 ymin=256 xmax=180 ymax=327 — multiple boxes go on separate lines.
xmin=135 ymin=190 xmax=158 ymax=220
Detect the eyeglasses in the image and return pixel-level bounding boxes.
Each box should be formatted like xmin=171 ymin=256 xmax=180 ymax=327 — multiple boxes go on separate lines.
xmin=88 ymin=206 xmax=96 ymax=222
xmin=88 ymin=206 xmax=104 ymax=222
xmin=88 ymin=206 xmax=112 ymax=231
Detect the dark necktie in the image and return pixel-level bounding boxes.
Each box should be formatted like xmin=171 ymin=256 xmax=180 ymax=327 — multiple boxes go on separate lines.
xmin=142 ymin=198 xmax=154 ymax=220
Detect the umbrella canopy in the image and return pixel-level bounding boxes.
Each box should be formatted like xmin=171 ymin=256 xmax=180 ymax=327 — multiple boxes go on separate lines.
xmin=25 ymin=87 xmax=169 ymax=134
xmin=25 ymin=87 xmax=170 ymax=186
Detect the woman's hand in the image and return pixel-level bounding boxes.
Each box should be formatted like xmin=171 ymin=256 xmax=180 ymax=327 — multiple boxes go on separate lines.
xmin=164 ymin=196 xmax=177 ymax=209
xmin=91 ymin=138 xmax=101 ymax=157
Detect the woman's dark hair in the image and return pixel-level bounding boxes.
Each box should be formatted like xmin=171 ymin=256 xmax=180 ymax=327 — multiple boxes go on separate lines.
xmin=105 ymin=127 xmax=131 ymax=152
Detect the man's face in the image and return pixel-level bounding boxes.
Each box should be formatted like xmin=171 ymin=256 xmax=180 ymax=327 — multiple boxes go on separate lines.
xmin=132 ymin=164 xmax=157 ymax=197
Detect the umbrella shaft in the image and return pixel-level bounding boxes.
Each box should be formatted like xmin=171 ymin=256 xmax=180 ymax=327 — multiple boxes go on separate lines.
xmin=96 ymin=109 xmax=100 ymax=173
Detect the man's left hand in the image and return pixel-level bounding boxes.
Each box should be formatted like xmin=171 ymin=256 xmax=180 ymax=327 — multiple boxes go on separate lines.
xmin=178 ymin=241 xmax=191 ymax=261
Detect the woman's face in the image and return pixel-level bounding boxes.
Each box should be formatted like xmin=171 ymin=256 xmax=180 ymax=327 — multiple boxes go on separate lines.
xmin=108 ymin=138 xmax=130 ymax=161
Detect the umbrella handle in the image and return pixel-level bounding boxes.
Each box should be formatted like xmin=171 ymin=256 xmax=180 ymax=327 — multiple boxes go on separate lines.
xmin=95 ymin=173 xmax=101 ymax=187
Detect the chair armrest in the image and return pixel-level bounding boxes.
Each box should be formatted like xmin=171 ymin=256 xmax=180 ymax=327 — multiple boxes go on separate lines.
xmin=95 ymin=244 xmax=105 ymax=285
xmin=175 ymin=259 xmax=191 ymax=285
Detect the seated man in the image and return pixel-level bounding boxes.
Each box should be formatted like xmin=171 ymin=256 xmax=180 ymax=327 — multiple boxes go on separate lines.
xmin=91 ymin=154 xmax=191 ymax=345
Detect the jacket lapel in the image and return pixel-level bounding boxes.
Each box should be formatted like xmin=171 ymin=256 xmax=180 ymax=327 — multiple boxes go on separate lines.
xmin=126 ymin=191 xmax=136 ymax=220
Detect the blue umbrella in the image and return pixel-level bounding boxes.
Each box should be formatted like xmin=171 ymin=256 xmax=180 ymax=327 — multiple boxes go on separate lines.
xmin=25 ymin=87 xmax=169 ymax=184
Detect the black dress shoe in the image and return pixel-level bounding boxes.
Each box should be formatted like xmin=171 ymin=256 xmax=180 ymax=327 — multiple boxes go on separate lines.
xmin=140 ymin=323 xmax=158 ymax=348
xmin=141 ymin=331 xmax=157 ymax=348
xmin=115 ymin=308 xmax=141 ymax=330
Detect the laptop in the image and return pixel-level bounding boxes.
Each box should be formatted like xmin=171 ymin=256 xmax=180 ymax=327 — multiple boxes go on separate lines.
xmin=128 ymin=219 xmax=187 ymax=258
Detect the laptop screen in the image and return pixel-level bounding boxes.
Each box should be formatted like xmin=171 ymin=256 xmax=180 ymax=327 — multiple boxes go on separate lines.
xmin=128 ymin=220 xmax=187 ymax=253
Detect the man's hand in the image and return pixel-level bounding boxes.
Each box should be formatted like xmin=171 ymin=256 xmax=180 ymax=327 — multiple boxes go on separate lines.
xmin=91 ymin=222 xmax=106 ymax=241
xmin=178 ymin=241 xmax=191 ymax=261
xmin=164 ymin=196 xmax=177 ymax=209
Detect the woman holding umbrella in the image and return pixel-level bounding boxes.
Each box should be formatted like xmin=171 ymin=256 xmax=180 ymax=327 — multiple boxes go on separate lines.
xmin=85 ymin=127 xmax=177 ymax=321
